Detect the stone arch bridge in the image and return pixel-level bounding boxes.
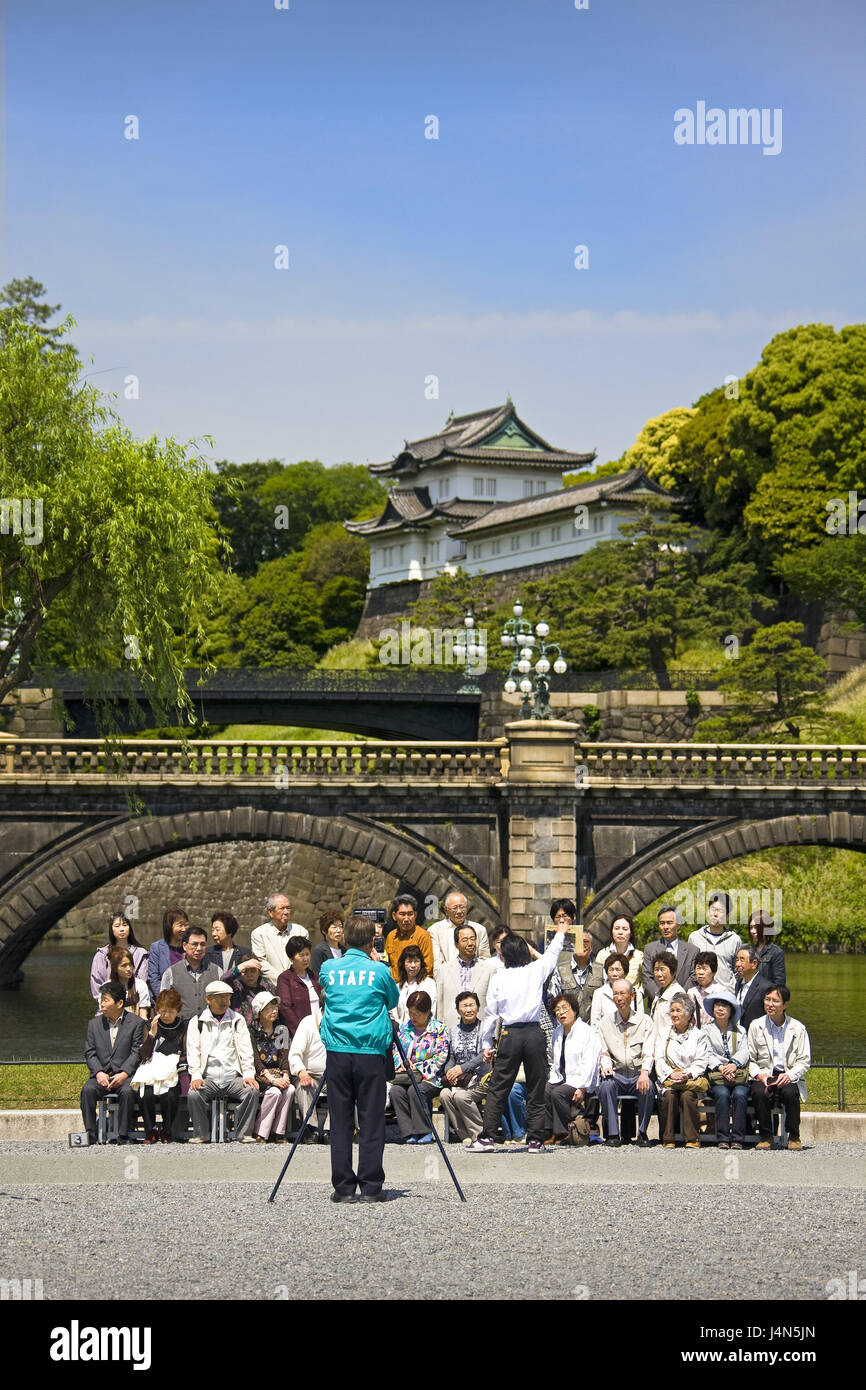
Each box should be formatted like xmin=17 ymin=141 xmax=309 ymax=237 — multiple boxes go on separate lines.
xmin=1 ymin=722 xmax=864 ymax=985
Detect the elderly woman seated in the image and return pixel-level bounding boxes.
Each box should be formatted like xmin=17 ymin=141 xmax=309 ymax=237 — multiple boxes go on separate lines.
xmin=701 ymin=986 xmax=750 ymax=1149
xmin=655 ymin=994 xmax=710 ymax=1149
xmin=391 ymin=992 xmax=450 ymax=1144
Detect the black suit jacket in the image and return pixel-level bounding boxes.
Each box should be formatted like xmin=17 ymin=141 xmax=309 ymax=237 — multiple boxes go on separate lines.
xmin=204 ymin=945 xmax=252 ymax=975
xmin=642 ymin=938 xmax=699 ymax=1001
xmin=84 ymin=1012 xmax=146 ymax=1079
xmin=736 ymin=975 xmax=773 ymax=1030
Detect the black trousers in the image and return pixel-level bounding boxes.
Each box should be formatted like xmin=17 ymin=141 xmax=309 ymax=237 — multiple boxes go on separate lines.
xmin=138 ymin=1083 xmax=180 ymax=1132
xmin=326 ymin=1051 xmax=387 ymax=1197
xmin=80 ymin=1076 xmax=136 ymax=1138
xmin=481 ymin=1023 xmax=548 ymax=1143
xmin=544 ymin=1082 xmax=600 ymax=1137
xmin=751 ymin=1076 xmax=801 ymax=1140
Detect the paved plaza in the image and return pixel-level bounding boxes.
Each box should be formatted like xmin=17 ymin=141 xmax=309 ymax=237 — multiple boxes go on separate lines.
xmin=1 ymin=1141 xmax=863 ymax=1301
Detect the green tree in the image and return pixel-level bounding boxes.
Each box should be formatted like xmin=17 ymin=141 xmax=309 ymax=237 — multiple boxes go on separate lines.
xmin=776 ymin=533 xmax=866 ymax=628
xmin=228 ymin=557 xmax=327 ymax=666
xmin=604 ymin=405 xmax=698 ymax=491
xmin=522 ymin=512 xmax=766 ymax=686
xmin=0 ymin=319 xmax=226 ymax=726
xmin=0 ymin=277 xmax=63 ymax=351
xmin=694 ymin=622 xmax=827 ymax=741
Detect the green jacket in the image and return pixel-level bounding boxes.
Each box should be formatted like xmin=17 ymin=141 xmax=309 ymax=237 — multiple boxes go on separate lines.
xmin=319 ymin=948 xmax=399 ymax=1055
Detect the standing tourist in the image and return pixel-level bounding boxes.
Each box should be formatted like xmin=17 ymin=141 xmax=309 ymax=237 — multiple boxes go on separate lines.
xmin=90 ymin=913 xmax=149 ymax=999
xmin=147 ymin=908 xmax=189 ymax=1004
xmin=251 ymin=893 xmax=309 ymax=989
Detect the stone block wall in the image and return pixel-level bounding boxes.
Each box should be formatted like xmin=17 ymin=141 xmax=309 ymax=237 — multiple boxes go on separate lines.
xmin=0 ymin=688 xmax=64 ymax=737
xmin=46 ymin=839 xmax=399 ymax=947
xmin=817 ymin=614 xmax=866 ymax=673
xmin=480 ymin=688 xmax=728 ymax=742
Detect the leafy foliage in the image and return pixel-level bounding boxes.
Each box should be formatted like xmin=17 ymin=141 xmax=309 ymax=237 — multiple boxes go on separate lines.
xmin=694 ymin=622 xmax=827 ymax=741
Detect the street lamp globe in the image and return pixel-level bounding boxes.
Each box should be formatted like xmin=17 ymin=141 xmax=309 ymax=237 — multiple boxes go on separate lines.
xmin=504 ymin=679 xmax=517 ymax=694
xmin=535 ymin=621 xmax=549 ymax=637
xmin=517 ymin=659 xmax=531 ymax=674
xmin=535 ymin=657 xmax=550 ymax=675
xmin=519 ymin=679 xmax=533 ymax=694
xmin=513 ymin=601 xmax=523 ymax=618
xmin=553 ymin=658 xmax=567 ymax=675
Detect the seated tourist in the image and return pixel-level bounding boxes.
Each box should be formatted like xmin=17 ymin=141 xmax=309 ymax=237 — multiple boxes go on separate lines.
xmin=544 ymin=990 xmax=601 ymax=1145
xmin=250 ymin=992 xmax=295 ymax=1144
xmin=205 ymin=911 xmax=251 ymax=975
xmin=391 ymin=993 xmax=450 ymax=1143
xmin=310 ymin=910 xmax=346 ymax=976
xmin=595 ymin=915 xmax=644 ymax=988
xmin=439 ymin=991 xmax=488 ymax=1144
xmin=80 ymin=983 xmax=146 ymax=1144
xmin=133 ymin=987 xmax=187 ymax=1143
xmin=224 ymin=956 xmax=266 ymax=1026
xmin=107 ymin=946 xmax=151 ymax=1020
xmin=147 ymin=907 xmax=189 ymax=1005
xmin=655 ymin=995 xmax=710 ymax=1149
xmin=502 ymin=1075 xmax=527 ymax=1143
xmin=701 ymin=986 xmax=749 ymax=1149
xmin=276 ymin=936 xmax=323 ymax=1036
xmin=749 ymin=911 xmax=786 ymax=987
xmin=289 ymin=1007 xmax=329 ymax=1142
xmin=393 ymin=944 xmax=437 ymax=1024
xmin=186 ymin=981 xmax=260 ymax=1144
xmin=597 ymin=979 xmax=656 ymax=1146
xmin=649 ymin=953 xmax=688 ymax=1034
xmin=589 ymin=953 xmax=644 ymax=1029
xmin=90 ymin=913 xmax=149 ymax=999
xmin=748 ymin=985 xmax=811 ymax=1151
xmin=688 ymin=950 xmax=719 ymax=1027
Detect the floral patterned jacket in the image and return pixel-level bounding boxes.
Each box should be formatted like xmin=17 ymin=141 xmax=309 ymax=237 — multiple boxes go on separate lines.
xmin=393 ymin=1018 xmax=450 ymax=1089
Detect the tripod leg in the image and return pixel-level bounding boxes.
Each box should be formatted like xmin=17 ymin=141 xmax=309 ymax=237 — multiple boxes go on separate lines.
xmin=267 ymin=1073 xmax=327 ymax=1204
xmin=392 ymin=1026 xmax=467 ymax=1203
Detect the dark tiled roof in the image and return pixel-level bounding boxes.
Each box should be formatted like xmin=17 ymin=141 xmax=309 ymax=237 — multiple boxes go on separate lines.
xmin=368 ymin=401 xmax=594 ymax=476
xmin=449 ymin=469 xmax=676 ymax=536
xmin=344 ymin=489 xmax=490 ymax=536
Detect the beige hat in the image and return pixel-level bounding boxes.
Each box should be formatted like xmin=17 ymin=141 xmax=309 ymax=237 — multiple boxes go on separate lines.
xmin=204 ymin=980 xmax=234 ymax=996
xmin=251 ymin=990 xmax=279 ymax=1017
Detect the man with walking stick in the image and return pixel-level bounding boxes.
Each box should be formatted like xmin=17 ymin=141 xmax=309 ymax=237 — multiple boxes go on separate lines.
xmin=317 ymin=913 xmax=400 ymax=1204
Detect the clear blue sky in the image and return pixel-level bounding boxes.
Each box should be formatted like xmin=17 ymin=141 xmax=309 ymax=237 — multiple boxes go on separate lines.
xmin=6 ymin=0 xmax=865 ymax=470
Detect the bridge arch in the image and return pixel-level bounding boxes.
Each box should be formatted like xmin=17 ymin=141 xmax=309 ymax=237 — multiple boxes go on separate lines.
xmin=585 ymin=810 xmax=866 ymax=938
xmin=0 ymin=808 xmax=501 ymax=985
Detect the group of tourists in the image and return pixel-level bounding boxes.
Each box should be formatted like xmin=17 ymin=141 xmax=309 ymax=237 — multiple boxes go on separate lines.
xmin=80 ymin=886 xmax=809 ymax=1154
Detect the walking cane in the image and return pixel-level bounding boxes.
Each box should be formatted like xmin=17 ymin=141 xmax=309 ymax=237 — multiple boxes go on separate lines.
xmin=392 ymin=1023 xmax=467 ymax=1203
xmin=267 ymin=1071 xmax=327 ymax=1204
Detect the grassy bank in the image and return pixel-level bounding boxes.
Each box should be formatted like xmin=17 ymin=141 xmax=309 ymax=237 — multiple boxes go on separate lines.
xmin=1 ymin=1063 xmax=863 ymax=1114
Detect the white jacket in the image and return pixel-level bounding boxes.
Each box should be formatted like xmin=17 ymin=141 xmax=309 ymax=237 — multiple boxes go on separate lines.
xmin=250 ymin=920 xmax=310 ymax=989
xmin=548 ymin=1018 xmax=601 ymax=1091
xmin=654 ymin=1025 xmax=710 ymax=1087
xmin=186 ymin=1007 xmax=255 ymax=1082
xmin=288 ymin=1015 xmax=327 ymax=1076
xmin=427 ymin=918 xmax=491 ymax=973
xmin=747 ymin=1014 xmax=811 ymax=1101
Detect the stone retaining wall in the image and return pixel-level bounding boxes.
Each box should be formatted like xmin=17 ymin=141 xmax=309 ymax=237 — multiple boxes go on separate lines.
xmin=479 ymin=688 xmax=728 ymax=741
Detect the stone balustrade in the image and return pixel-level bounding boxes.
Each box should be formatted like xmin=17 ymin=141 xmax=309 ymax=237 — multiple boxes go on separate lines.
xmin=576 ymin=742 xmax=866 ymax=786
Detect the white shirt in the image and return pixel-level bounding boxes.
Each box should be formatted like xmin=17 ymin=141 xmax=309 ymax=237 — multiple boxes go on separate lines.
xmin=482 ymin=932 xmax=564 ymax=1049
xmin=427 ymin=918 xmax=491 ymax=973
xmin=302 ymin=973 xmax=321 ymax=1021
xmin=288 ymin=1015 xmax=327 ymax=1076
xmin=766 ymin=1016 xmax=789 ymax=1071
xmin=548 ymin=1019 xmax=601 ymax=1090
xmin=655 ymin=1025 xmax=710 ymax=1085
xmin=391 ymin=977 xmax=437 ymax=1024
xmin=204 ymin=1012 xmax=241 ymax=1086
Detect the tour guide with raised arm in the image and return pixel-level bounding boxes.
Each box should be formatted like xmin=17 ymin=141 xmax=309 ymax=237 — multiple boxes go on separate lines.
xmin=318 ymin=914 xmax=400 ymax=1203
xmin=468 ymin=928 xmax=565 ymax=1153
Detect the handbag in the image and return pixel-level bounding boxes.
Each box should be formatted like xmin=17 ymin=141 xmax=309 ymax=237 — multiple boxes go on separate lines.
xmin=662 ymin=1033 xmax=709 ymax=1092
xmin=706 ymin=1026 xmax=748 ymax=1087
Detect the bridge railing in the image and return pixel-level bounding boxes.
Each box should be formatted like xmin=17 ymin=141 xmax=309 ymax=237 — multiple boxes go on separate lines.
xmin=0 ymin=739 xmax=509 ymax=783
xmin=576 ymin=742 xmax=866 ymax=785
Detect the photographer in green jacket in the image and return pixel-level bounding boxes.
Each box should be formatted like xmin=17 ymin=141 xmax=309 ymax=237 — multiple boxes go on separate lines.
xmin=319 ymin=914 xmax=400 ymax=1204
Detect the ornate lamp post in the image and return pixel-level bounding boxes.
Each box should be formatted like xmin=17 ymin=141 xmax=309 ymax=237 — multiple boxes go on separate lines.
xmin=500 ymin=599 xmax=567 ymax=719
xmin=453 ymin=609 xmax=486 ymax=695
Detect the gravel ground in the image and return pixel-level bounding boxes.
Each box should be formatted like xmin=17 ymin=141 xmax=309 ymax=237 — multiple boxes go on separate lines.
xmin=1 ymin=1142 xmax=864 ymax=1300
